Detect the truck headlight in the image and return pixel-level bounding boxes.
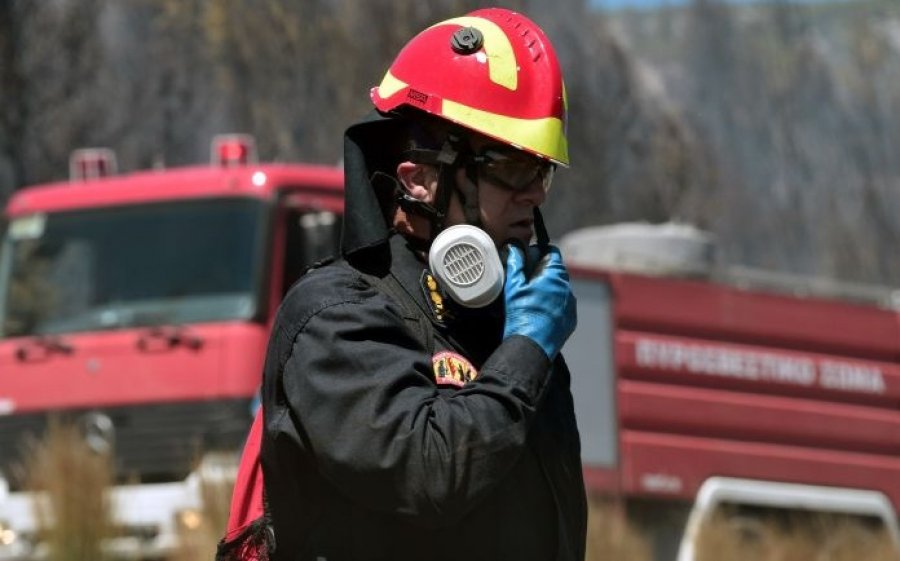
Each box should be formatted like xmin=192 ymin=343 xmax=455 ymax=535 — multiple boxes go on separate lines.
xmin=175 ymin=509 xmax=203 ymax=532
xmin=0 ymin=520 xmax=16 ymax=546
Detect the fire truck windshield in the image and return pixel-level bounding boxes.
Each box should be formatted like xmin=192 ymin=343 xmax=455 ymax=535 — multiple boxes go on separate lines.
xmin=0 ymin=198 xmax=267 ymax=338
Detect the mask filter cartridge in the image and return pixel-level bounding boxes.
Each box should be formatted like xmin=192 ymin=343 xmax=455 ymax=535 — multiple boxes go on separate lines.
xmin=428 ymin=225 xmax=504 ymax=308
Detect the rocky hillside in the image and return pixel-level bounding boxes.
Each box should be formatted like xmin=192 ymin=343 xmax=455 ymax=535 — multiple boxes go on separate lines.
xmin=594 ymin=0 xmax=900 ymax=283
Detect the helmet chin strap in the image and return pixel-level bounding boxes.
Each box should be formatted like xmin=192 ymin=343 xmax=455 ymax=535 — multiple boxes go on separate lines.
xmin=432 ymin=133 xmax=483 ymax=236
xmin=455 ymin=162 xmax=482 ymax=229
xmin=398 ymin=132 xmax=481 ymax=239
xmin=533 ymin=207 xmax=550 ymax=249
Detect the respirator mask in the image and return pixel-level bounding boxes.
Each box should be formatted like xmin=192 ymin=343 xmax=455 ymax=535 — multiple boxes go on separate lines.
xmin=427 ymin=209 xmax=550 ymax=308
xmin=428 ymin=225 xmax=505 ymax=308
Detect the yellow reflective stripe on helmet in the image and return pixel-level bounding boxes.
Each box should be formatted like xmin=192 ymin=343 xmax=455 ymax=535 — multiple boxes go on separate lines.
xmin=432 ymin=16 xmax=517 ymax=91
xmin=442 ymin=99 xmax=569 ymax=166
xmin=376 ymin=70 xmax=408 ymax=99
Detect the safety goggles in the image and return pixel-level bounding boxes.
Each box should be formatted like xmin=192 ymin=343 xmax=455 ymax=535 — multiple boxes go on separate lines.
xmin=471 ymin=148 xmax=555 ymax=193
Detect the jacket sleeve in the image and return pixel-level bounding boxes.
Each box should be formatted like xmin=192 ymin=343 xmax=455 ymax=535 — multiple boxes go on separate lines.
xmin=274 ymin=272 xmax=553 ymax=527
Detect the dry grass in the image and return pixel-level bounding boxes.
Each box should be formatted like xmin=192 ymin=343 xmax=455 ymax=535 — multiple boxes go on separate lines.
xmin=23 ymin=417 xmax=114 ymax=561
xmin=586 ymin=496 xmax=900 ymax=561
xmin=167 ymin=473 xmax=234 ymax=561
xmin=586 ymin=496 xmax=654 ymax=561
xmin=22 ymin=416 xmax=236 ymax=561
xmin=18 ymin=435 xmax=900 ymax=561
xmin=694 ymin=511 xmax=900 ymax=561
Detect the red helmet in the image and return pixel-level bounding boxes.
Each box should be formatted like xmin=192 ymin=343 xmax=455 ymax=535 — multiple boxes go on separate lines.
xmin=371 ymin=8 xmax=569 ymax=166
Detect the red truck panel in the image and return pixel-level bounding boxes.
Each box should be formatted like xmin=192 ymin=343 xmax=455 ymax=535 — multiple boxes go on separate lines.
xmin=619 ymin=380 xmax=900 ymax=456
xmin=577 ymin=270 xmax=900 ymax=509
xmin=618 ymin=332 xmax=900 ymax=407
xmin=621 ymin=430 xmax=900 ymax=510
xmin=0 ymin=322 xmax=267 ymax=413
xmin=607 ymin=271 xmax=900 ymax=361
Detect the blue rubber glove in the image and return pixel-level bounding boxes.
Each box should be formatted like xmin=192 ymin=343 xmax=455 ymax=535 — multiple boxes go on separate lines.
xmin=503 ymin=245 xmax=577 ymax=360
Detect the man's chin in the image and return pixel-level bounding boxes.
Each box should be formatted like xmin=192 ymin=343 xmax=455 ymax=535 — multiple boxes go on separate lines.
xmin=507 ymin=225 xmax=534 ymax=244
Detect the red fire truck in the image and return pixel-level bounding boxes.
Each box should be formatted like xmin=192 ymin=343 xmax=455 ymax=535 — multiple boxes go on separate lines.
xmin=561 ymin=224 xmax=900 ymax=558
xmin=1 ymin=140 xmax=899 ymax=559
xmin=0 ymin=136 xmax=344 ymax=559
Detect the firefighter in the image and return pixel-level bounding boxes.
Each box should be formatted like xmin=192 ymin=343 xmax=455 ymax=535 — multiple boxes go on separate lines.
xmin=259 ymin=8 xmax=586 ymax=560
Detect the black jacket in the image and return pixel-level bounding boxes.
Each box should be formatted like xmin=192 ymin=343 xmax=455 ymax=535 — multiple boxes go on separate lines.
xmin=260 ymin=113 xmax=586 ymax=561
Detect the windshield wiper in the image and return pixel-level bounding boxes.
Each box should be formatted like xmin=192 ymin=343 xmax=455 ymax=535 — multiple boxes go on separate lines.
xmin=15 ymin=335 xmax=75 ymax=362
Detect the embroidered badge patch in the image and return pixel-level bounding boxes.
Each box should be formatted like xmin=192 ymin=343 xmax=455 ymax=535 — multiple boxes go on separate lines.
xmin=432 ymin=351 xmax=478 ymax=388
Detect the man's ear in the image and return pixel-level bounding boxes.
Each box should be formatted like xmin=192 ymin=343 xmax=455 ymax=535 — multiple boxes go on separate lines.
xmin=397 ymin=162 xmax=437 ymax=204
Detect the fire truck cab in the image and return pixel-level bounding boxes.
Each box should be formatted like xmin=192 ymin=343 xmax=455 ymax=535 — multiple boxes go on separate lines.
xmin=0 ymin=136 xmax=344 ymax=559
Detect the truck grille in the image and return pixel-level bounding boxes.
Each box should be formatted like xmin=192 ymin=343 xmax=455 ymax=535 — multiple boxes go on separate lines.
xmin=0 ymin=398 xmax=252 ymax=491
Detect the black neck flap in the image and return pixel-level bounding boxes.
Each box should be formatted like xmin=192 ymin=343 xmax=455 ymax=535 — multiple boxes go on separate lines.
xmin=341 ymin=111 xmax=410 ymax=263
